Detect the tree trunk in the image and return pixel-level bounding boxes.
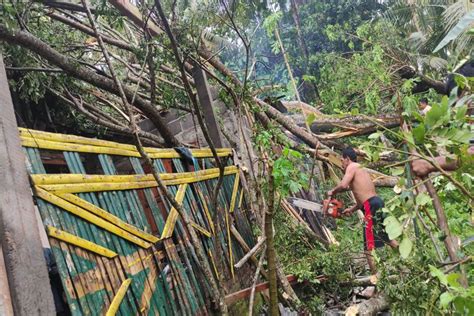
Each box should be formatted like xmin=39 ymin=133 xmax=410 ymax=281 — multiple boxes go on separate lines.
xmin=265 ymin=164 xmax=279 ymax=315
xmin=345 ymin=295 xmax=390 ymax=316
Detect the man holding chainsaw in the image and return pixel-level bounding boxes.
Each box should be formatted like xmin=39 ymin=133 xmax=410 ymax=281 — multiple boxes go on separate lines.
xmin=327 ymin=147 xmax=398 ymax=274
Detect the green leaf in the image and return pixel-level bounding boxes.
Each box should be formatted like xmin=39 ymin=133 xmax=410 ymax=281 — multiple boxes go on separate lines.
xmin=415 ymin=193 xmax=431 ymax=206
xmin=412 ymin=124 xmax=425 ymax=143
xmin=402 ymin=131 xmax=415 ymax=146
xmin=439 ymin=292 xmax=454 ymax=308
xmin=384 ymin=216 xmax=402 ymax=240
xmin=451 ymin=130 xmax=472 ymax=143
xmin=455 ymin=105 xmax=468 ymax=121
xmin=399 ymin=237 xmax=413 ymax=259
xmin=368 ymin=132 xmax=381 ymax=140
xmin=434 ymin=11 xmax=474 ymax=52
xmin=429 ymin=265 xmax=448 ymax=286
xmin=446 ymin=273 xmax=461 ymax=288
xmin=391 ymin=167 xmax=405 ymax=176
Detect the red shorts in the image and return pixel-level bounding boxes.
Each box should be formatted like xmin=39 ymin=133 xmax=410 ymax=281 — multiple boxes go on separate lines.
xmin=362 ymin=196 xmax=390 ymax=251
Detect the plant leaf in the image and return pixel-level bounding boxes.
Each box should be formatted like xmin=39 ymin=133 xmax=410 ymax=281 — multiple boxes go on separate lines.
xmin=399 ymin=237 xmax=413 ymax=259
xmin=434 ymin=10 xmax=474 ymax=52
xmin=384 ymin=216 xmax=403 ymax=240
xmin=439 ymin=292 xmax=454 ymax=308
xmin=416 ymin=193 xmax=431 ymax=206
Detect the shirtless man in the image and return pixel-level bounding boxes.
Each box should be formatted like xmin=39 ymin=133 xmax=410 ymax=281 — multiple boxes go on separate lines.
xmin=327 ymin=147 xmax=398 ymax=274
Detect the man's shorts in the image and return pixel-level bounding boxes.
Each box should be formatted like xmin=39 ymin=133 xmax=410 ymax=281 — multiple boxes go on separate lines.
xmin=361 ymin=196 xmax=390 ymax=251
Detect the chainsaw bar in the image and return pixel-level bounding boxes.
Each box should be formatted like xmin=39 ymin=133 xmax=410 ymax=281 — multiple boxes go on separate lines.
xmin=287 ymin=197 xmax=324 ymax=212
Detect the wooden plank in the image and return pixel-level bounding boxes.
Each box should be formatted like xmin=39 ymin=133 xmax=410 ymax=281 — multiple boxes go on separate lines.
xmin=35 ymin=188 xmax=151 ymax=248
xmin=229 ymin=172 xmax=240 ymax=213
xmin=0 ymin=244 xmax=13 ymax=316
xmin=47 ymin=226 xmax=118 ymax=258
xmin=224 ymin=275 xmax=298 ymax=305
xmin=225 ymin=210 xmax=235 ymax=279
xmin=106 ymin=278 xmax=132 ymax=316
xmin=0 ymin=54 xmax=55 ymax=314
xmin=31 ymin=165 xmax=238 ymax=184
xmin=20 ymin=128 xmax=232 ymax=158
xmin=58 ymin=193 xmax=159 ymax=243
xmin=160 ymin=184 xmax=188 ymax=239
xmin=192 ymin=62 xmax=223 ymax=147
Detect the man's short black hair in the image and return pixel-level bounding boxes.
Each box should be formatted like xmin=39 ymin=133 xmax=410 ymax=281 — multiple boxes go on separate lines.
xmin=342 ymin=147 xmax=357 ymax=162
xmin=420 ymin=98 xmax=428 ymax=104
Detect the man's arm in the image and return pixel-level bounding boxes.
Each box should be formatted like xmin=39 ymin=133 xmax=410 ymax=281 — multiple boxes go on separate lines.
xmin=341 ymin=204 xmax=359 ymax=216
xmin=328 ymin=164 xmax=356 ymax=197
xmin=411 ymin=156 xmax=458 ymax=177
xmin=412 ymin=145 xmax=473 ymax=177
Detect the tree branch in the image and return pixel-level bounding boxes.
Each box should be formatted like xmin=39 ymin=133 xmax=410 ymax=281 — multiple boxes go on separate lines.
xmin=0 ymin=25 xmax=179 ymax=146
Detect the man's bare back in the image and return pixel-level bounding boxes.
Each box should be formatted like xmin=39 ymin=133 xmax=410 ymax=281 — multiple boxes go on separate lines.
xmin=347 ymin=162 xmax=377 ymax=206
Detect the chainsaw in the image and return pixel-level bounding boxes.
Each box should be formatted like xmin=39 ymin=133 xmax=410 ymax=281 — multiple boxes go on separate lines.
xmin=287 ymin=197 xmax=344 ymax=218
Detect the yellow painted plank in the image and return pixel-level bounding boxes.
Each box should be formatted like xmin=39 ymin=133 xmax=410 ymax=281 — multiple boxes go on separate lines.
xmin=126 ymin=250 xmax=164 ymax=268
xmin=31 ymin=173 xmax=154 ymax=185
xmin=106 ymin=278 xmax=132 ymax=316
xmin=208 ymin=250 xmax=220 ymax=279
xmin=147 ymin=149 xmax=231 ymax=159
xmin=58 ymin=193 xmax=159 ymax=243
xmin=21 ymin=137 xmax=141 ymax=157
xmin=37 ymin=167 xmax=239 ymax=194
xmin=19 ymin=128 xmax=137 ymax=151
xmin=163 ymin=168 xmax=238 ymax=186
xmin=31 ymin=166 xmax=238 ymax=185
xmin=160 ymin=184 xmax=187 ymax=239
xmin=191 ymin=221 xmax=211 ymax=238
xmin=20 ymin=128 xmax=232 ymax=158
xmin=35 ymin=187 xmax=151 ymax=248
xmin=197 ymin=190 xmax=214 ymax=234
xmin=225 ymin=210 xmax=234 ymax=279
xmin=47 ymin=225 xmax=117 ymax=258
xmin=39 ymin=181 xmax=158 ymax=194
xmin=238 ymin=190 xmax=244 ymax=209
xmin=229 ymin=172 xmax=240 ymax=213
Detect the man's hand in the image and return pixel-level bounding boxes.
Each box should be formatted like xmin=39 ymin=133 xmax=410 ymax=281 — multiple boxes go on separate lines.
xmin=411 ymin=159 xmax=434 ymax=177
xmin=341 ymin=207 xmax=354 ymax=217
xmin=327 ymin=190 xmax=334 ymax=198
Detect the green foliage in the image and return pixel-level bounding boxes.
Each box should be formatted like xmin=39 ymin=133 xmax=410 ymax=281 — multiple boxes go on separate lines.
xmin=429 ymin=265 xmax=474 ymax=314
xmin=272 ymin=147 xmax=308 ymax=197
xmin=317 ymin=22 xmax=398 ymax=114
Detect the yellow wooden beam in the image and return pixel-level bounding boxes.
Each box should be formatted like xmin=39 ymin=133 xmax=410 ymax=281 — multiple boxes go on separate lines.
xmin=36 ymin=167 xmax=238 ymax=194
xmin=229 ymin=172 xmax=240 ymax=213
xmin=31 ymin=166 xmax=238 ymax=185
xmin=163 ymin=168 xmax=238 ymax=186
xmin=106 ymin=278 xmax=132 ymax=316
xmin=190 ymin=221 xmax=212 ymax=238
xmin=197 ymin=190 xmax=214 ymax=234
xmin=238 ymin=190 xmax=244 ymax=209
xmin=21 ymin=137 xmax=141 ymax=157
xmin=47 ymin=225 xmax=117 ymax=258
xmin=160 ymin=184 xmax=187 ymax=239
xmin=58 ymin=193 xmax=159 ymax=243
xmin=20 ymin=128 xmax=232 ymax=158
xmin=39 ymin=181 xmax=158 ymax=194
xmin=208 ymin=250 xmax=220 ymax=279
xmin=19 ymin=128 xmax=137 ymax=151
xmin=35 ymin=187 xmax=151 ymax=248
xmin=225 ymin=210 xmax=234 ymax=279
xmin=31 ymin=173 xmax=154 ymax=185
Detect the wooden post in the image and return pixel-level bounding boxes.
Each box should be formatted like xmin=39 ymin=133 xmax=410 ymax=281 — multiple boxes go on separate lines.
xmin=192 ymin=62 xmax=223 ymax=147
xmin=0 ymin=244 xmax=13 ymax=316
xmin=0 ymin=54 xmax=56 ymax=315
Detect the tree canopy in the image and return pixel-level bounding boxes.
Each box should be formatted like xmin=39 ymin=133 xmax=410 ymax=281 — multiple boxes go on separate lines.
xmin=1 ymin=0 xmax=473 ymax=314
